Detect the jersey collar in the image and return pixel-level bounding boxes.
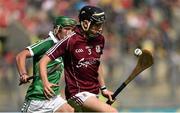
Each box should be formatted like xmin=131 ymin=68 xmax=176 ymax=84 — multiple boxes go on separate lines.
xmin=49 ymin=31 xmax=58 ymax=43
xmin=74 ymin=25 xmax=87 ymax=40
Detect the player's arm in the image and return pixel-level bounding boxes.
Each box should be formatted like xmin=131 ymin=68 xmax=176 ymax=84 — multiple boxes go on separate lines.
xmin=40 ymin=37 xmax=69 ymax=99
xmin=16 ymin=40 xmax=50 ymax=85
xmin=16 ymin=49 xmax=31 ymax=84
xmin=39 ymin=54 xmax=51 ymax=85
xmin=39 ymin=54 xmax=59 ymax=99
xmin=98 ymin=64 xmax=114 ymax=102
xmin=98 ymin=64 xmax=105 ymax=88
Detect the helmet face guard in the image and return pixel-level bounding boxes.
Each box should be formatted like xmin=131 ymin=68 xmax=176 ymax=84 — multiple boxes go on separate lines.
xmin=87 ymin=22 xmax=104 ymax=39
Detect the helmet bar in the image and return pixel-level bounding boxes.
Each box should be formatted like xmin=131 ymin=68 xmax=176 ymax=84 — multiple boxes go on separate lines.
xmin=91 ymin=12 xmax=105 ymax=24
xmin=92 ymin=12 xmax=105 ymax=16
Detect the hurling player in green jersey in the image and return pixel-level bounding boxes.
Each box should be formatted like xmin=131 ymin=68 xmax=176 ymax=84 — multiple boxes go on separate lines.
xmin=16 ymin=16 xmax=76 ymax=113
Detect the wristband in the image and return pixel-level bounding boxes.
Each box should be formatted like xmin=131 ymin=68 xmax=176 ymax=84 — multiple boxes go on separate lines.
xmin=100 ymin=86 xmax=107 ymax=91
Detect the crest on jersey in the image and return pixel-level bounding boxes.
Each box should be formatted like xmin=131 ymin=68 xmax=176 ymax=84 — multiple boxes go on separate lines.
xmin=96 ymin=45 xmax=101 ymax=53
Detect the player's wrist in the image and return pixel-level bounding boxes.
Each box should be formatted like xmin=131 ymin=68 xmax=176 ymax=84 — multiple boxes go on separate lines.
xmin=42 ymin=78 xmax=49 ymax=85
xmin=100 ymin=85 xmax=107 ymax=91
xmin=20 ymin=72 xmax=27 ymax=77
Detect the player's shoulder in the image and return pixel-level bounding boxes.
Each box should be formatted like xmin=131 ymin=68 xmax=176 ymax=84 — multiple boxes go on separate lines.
xmin=65 ymin=31 xmax=79 ymax=41
xmin=64 ymin=31 xmax=76 ymax=41
xmin=29 ymin=37 xmax=52 ymax=47
xmin=57 ymin=31 xmax=77 ymax=46
xmin=96 ymin=34 xmax=105 ymax=42
xmin=98 ymin=34 xmax=105 ymax=39
xmin=68 ymin=31 xmax=76 ymax=38
xmin=39 ymin=37 xmax=54 ymax=46
xmin=38 ymin=37 xmax=53 ymax=43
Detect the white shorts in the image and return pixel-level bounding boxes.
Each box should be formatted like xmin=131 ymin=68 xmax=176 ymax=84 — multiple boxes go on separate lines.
xmin=69 ymin=91 xmax=96 ymax=106
xmin=21 ymin=95 xmax=67 ymax=113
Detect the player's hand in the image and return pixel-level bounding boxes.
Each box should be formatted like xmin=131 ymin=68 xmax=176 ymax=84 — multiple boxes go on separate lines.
xmin=19 ymin=74 xmax=30 ymax=84
xmin=101 ymin=89 xmax=115 ymax=103
xmin=43 ymin=81 xmax=59 ymax=99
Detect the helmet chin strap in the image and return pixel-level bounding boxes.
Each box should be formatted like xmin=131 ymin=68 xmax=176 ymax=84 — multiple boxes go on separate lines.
xmin=81 ymin=21 xmax=91 ymax=31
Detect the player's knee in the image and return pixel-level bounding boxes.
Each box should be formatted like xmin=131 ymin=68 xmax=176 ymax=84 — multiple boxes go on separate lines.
xmin=111 ymin=107 xmax=118 ymax=113
xmin=68 ymin=106 xmax=74 ymax=112
xmin=105 ymin=106 xmax=118 ymax=112
xmin=62 ymin=104 xmax=74 ymax=112
xmin=55 ymin=104 xmax=74 ymax=112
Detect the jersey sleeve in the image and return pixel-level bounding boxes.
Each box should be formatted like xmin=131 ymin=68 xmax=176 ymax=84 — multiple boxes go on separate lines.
xmin=46 ymin=37 xmax=69 ymax=60
xmin=26 ymin=38 xmax=52 ymax=56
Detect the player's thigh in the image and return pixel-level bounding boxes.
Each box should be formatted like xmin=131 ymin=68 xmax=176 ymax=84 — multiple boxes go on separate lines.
xmin=83 ymin=96 xmax=118 ymax=112
xmin=55 ymin=103 xmax=74 ymax=112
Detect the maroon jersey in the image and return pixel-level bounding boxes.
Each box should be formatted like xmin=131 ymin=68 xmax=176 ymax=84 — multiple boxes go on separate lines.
xmin=47 ymin=26 xmax=105 ymax=99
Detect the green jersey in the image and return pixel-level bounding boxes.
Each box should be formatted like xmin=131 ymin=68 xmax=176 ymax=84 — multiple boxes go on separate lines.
xmin=25 ymin=31 xmax=63 ymax=100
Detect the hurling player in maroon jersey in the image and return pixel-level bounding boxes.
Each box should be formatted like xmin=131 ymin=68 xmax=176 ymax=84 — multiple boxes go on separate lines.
xmin=39 ymin=5 xmax=118 ymax=112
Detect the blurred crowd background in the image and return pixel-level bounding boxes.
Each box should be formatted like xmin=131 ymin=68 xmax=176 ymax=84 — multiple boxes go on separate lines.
xmin=0 ymin=0 xmax=180 ymax=112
